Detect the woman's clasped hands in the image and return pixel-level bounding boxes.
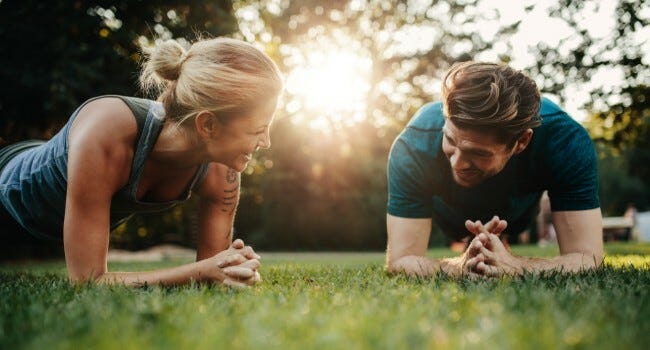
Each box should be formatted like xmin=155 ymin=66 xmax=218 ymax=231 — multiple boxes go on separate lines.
xmin=203 ymin=239 xmax=262 ymax=287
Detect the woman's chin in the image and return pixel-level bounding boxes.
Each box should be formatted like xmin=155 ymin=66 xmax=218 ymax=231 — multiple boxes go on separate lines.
xmin=233 ymin=159 xmax=249 ymax=172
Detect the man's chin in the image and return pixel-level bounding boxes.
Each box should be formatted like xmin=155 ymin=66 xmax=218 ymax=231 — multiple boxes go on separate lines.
xmin=452 ymin=174 xmax=481 ymax=187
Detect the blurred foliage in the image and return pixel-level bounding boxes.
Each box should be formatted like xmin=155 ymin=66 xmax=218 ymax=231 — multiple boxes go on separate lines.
xmin=1 ymin=0 xmax=649 ymax=250
xmin=585 ymin=85 xmax=650 ymax=214
xmin=0 ymin=0 xmax=237 ymax=141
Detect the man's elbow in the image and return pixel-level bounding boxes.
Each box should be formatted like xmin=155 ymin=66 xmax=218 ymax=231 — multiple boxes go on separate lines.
xmin=385 ymin=255 xmax=402 ymax=275
xmin=590 ymin=250 xmax=605 ymax=269
xmin=386 ymin=255 xmax=432 ymax=277
xmin=569 ymin=250 xmax=604 ymax=270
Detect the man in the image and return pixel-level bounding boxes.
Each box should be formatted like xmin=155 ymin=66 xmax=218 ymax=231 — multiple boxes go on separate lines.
xmin=386 ymin=61 xmax=603 ymax=278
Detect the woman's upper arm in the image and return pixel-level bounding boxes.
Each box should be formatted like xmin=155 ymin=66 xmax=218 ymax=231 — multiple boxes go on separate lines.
xmin=64 ymin=98 xmax=135 ymax=281
xmin=197 ymin=163 xmax=241 ymax=210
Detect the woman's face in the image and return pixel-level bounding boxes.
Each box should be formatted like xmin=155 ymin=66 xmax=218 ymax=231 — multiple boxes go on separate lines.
xmin=209 ymin=98 xmax=278 ymax=172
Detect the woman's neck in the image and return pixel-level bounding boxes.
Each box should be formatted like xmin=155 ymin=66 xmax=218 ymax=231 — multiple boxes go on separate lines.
xmin=150 ymin=122 xmax=207 ymax=167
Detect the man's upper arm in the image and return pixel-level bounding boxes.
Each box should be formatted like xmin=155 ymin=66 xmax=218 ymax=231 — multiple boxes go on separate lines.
xmin=387 ymin=137 xmax=434 ymax=218
xmin=386 ymin=214 xmax=432 ymax=266
xmin=546 ymin=120 xmax=599 ymax=211
xmin=552 ymin=208 xmax=603 ymax=262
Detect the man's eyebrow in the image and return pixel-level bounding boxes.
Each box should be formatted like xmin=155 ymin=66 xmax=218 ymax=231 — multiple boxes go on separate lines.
xmin=442 ymin=128 xmax=455 ymax=141
xmin=460 ymin=145 xmax=494 ymax=156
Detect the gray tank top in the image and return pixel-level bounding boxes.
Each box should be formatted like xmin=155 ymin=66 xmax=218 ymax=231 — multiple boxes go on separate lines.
xmin=0 ymin=95 xmax=209 ymax=240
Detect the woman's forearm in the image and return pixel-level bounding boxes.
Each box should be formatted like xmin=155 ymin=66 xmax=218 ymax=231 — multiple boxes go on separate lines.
xmin=90 ymin=259 xmax=224 ymax=287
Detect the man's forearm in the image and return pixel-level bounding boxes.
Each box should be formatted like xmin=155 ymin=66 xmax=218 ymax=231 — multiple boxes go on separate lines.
xmin=513 ymin=251 xmax=603 ymax=274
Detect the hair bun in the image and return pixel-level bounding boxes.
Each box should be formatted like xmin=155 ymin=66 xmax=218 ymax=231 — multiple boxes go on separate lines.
xmin=150 ymin=40 xmax=187 ymax=81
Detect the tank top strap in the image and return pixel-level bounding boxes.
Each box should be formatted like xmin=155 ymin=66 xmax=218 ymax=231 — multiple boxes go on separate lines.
xmin=190 ymin=162 xmax=211 ymax=192
xmin=116 ymin=96 xmax=150 ymax=140
xmin=123 ymin=101 xmax=166 ymax=198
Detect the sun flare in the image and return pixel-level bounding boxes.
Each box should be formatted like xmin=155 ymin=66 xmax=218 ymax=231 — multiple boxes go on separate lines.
xmin=285 ymin=50 xmax=372 ymax=131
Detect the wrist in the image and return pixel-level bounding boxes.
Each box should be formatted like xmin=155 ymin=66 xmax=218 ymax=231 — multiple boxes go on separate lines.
xmin=439 ymin=257 xmax=463 ymax=277
xmin=507 ymin=255 xmax=526 ymax=275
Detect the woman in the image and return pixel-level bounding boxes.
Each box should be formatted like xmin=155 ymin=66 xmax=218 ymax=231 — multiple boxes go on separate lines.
xmin=0 ymin=37 xmax=283 ymax=287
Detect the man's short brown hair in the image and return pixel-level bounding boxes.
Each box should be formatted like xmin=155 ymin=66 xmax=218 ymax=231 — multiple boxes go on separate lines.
xmin=442 ymin=61 xmax=541 ymax=145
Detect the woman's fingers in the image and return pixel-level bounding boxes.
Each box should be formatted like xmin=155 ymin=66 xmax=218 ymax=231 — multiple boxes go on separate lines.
xmin=223 ymin=265 xmax=256 ymax=279
xmin=217 ymin=253 xmax=247 ymax=268
xmin=230 ymin=244 xmax=261 ymax=260
xmin=223 ymin=278 xmax=248 ymax=288
xmin=230 ymin=239 xmax=245 ymax=249
xmin=240 ymin=245 xmax=261 ymax=260
xmin=238 ymin=258 xmax=261 ymax=270
xmin=223 ymin=269 xmax=262 ymax=287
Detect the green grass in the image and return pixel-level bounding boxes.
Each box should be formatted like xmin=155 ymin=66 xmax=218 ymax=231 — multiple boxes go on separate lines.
xmin=1 ymin=243 xmax=649 ymax=350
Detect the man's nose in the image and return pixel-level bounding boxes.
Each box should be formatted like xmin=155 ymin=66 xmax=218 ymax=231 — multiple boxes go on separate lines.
xmin=449 ymin=151 xmax=471 ymax=170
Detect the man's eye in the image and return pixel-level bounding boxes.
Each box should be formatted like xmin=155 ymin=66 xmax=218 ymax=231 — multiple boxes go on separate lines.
xmin=444 ymin=135 xmax=455 ymax=146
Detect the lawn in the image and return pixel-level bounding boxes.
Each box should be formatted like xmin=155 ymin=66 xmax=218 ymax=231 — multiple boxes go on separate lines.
xmin=1 ymin=242 xmax=649 ymax=350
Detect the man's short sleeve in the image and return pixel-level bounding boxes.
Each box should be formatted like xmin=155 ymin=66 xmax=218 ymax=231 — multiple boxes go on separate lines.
xmin=546 ymin=119 xmax=600 ymax=211
xmin=387 ymin=135 xmax=435 ymax=218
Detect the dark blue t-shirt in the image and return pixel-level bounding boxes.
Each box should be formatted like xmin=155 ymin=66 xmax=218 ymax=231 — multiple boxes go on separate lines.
xmin=387 ymin=97 xmax=599 ymax=239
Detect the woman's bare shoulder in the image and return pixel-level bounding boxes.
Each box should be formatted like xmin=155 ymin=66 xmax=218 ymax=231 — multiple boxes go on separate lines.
xmin=67 ymin=97 xmax=139 ymax=186
xmin=69 ymin=96 xmax=139 ymax=147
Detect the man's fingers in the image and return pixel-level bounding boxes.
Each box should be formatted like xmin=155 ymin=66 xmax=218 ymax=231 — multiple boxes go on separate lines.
xmin=476 ymin=261 xmax=501 ymax=277
xmin=483 ymin=216 xmax=499 ymax=231
xmin=463 ymin=270 xmax=484 ymax=279
xmin=492 ymin=220 xmax=508 ymax=235
xmin=478 ymin=246 xmax=497 ymax=264
xmin=465 ymin=220 xmax=481 ymax=235
xmin=467 ymin=238 xmax=484 ymax=257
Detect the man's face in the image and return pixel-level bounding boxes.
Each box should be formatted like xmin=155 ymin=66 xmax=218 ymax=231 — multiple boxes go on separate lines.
xmin=441 ymin=120 xmax=522 ymax=187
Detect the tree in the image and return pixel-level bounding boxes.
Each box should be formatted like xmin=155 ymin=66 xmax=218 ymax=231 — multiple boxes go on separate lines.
xmin=0 ymin=0 xmax=237 ymax=141
xmin=585 ymin=85 xmax=650 ymax=213
xmin=528 ymin=0 xmax=650 ymax=213
xmin=232 ymin=0 xmax=522 ymax=249
xmin=0 ymin=0 xmax=238 ymax=250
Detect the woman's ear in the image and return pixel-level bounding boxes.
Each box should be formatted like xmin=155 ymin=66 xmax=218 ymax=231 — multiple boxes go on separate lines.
xmin=195 ymin=111 xmax=218 ymax=138
xmin=514 ymin=128 xmax=533 ymax=154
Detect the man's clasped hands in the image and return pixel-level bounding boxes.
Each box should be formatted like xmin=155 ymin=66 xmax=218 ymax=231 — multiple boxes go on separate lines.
xmin=460 ymin=215 xmax=524 ymax=278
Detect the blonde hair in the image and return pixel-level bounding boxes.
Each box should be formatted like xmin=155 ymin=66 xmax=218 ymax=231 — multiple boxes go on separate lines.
xmin=140 ymin=37 xmax=283 ymax=125
xmin=442 ymin=61 xmax=541 ymax=145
